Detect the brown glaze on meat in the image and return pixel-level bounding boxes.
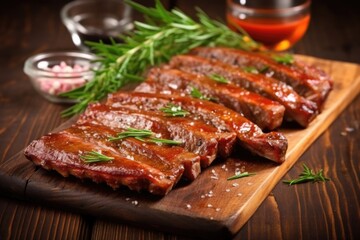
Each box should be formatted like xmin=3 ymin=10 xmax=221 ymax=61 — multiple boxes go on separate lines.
xmin=68 ymin=122 xmax=201 ymax=181
xmin=79 ymin=103 xmax=237 ymax=167
xmin=141 ymin=67 xmax=285 ymax=130
xmin=190 ymin=47 xmax=333 ymax=107
xmin=24 ymin=130 xmax=182 ymax=195
xmin=169 ymin=55 xmax=319 ymax=127
xmin=107 ymin=92 xmax=288 ymax=163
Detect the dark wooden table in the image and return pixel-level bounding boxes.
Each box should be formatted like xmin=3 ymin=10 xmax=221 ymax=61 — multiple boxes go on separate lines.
xmin=0 ymin=0 xmax=359 ymax=239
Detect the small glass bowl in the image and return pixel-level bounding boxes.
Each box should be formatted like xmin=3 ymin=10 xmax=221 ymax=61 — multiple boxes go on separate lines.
xmin=226 ymin=0 xmax=311 ymax=51
xmin=61 ymin=0 xmax=133 ymax=51
xmin=24 ymin=51 xmax=98 ymax=103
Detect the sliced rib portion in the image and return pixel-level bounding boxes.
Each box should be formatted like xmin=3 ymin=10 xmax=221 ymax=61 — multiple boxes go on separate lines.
xmin=140 ymin=67 xmax=285 ymax=130
xmin=169 ymin=55 xmax=319 ymax=127
xmin=190 ymin=47 xmax=332 ymax=107
xmin=79 ymin=103 xmax=236 ymax=167
xmin=24 ymin=130 xmax=182 ymax=195
xmin=68 ymin=122 xmax=201 ymax=181
xmin=107 ymin=92 xmax=288 ymax=163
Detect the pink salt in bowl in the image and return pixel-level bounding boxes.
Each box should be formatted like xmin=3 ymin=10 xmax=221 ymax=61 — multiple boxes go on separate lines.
xmin=24 ymin=51 xmax=98 ymax=103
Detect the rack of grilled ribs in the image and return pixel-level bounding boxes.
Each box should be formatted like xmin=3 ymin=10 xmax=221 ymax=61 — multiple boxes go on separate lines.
xmin=24 ymin=47 xmax=332 ymax=195
xmin=168 ymin=55 xmax=320 ymax=127
xmin=189 ymin=47 xmax=333 ymax=108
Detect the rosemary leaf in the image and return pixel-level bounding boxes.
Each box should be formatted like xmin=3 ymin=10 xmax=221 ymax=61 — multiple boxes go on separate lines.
xmin=190 ymin=87 xmax=216 ymax=101
xmin=139 ymin=137 xmax=182 ymax=145
xmin=160 ymin=103 xmax=190 ymax=117
xmin=60 ymin=0 xmax=260 ymax=117
xmin=80 ymin=151 xmax=114 ymax=163
xmin=209 ymin=74 xmax=229 ymax=84
xmin=109 ymin=128 xmax=182 ymax=145
xmin=227 ymin=172 xmax=256 ymax=180
xmin=283 ymin=163 xmax=330 ymax=185
xmin=108 ymin=128 xmax=152 ymax=141
xmin=272 ymin=53 xmax=294 ymax=65
xmin=242 ymin=66 xmax=259 ymax=74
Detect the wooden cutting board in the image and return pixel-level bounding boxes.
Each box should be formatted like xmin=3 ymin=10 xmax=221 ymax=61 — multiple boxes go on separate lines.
xmin=0 ymin=55 xmax=359 ymax=239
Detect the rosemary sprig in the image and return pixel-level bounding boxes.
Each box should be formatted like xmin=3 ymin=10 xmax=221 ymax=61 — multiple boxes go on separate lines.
xmin=190 ymin=86 xmax=216 ymax=101
xmin=108 ymin=128 xmax=152 ymax=141
xmin=80 ymin=150 xmax=114 ymax=163
xmin=60 ymin=0 xmax=260 ymax=117
xmin=227 ymin=172 xmax=256 ymax=180
xmin=209 ymin=74 xmax=229 ymax=84
xmin=283 ymin=163 xmax=330 ymax=185
xmin=109 ymin=128 xmax=182 ymax=145
xmin=272 ymin=53 xmax=294 ymax=65
xmin=160 ymin=103 xmax=190 ymax=117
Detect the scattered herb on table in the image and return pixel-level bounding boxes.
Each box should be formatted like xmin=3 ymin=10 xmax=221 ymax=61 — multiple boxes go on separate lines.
xmin=160 ymin=103 xmax=190 ymax=117
xmin=81 ymin=150 xmax=114 ymax=163
xmin=227 ymin=172 xmax=256 ymax=180
xmin=283 ymin=163 xmax=330 ymax=185
xmin=109 ymin=128 xmax=182 ymax=145
xmin=60 ymin=0 xmax=260 ymax=117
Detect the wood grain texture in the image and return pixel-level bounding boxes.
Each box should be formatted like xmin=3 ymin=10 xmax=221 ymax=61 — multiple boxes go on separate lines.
xmin=0 ymin=0 xmax=359 ymax=240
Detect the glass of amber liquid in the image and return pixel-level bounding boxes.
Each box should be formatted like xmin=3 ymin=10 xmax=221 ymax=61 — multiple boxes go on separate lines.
xmin=226 ymin=0 xmax=311 ymax=51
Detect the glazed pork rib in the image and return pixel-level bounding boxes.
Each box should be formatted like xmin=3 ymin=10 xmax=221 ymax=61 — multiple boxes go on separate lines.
xmin=79 ymin=103 xmax=237 ymax=167
xmin=190 ymin=47 xmax=333 ymax=107
xmin=107 ymin=92 xmax=288 ymax=163
xmin=169 ymin=55 xmax=319 ymax=127
xmin=140 ymin=67 xmax=285 ymax=130
xmin=68 ymin=122 xmax=201 ymax=181
xmin=24 ymin=125 xmax=184 ymax=195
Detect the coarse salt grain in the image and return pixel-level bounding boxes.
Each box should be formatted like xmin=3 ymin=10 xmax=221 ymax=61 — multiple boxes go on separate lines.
xmin=215 ymin=208 xmax=221 ymax=212
xmin=221 ymin=164 xmax=228 ymax=171
xmin=232 ymin=183 xmax=239 ymax=187
xmin=131 ymin=200 xmax=138 ymax=206
xmin=186 ymin=204 xmax=192 ymax=209
xmin=345 ymin=127 xmax=354 ymax=132
xmin=225 ymin=189 xmax=230 ymax=192
xmin=207 ymin=204 xmax=213 ymax=208
xmin=38 ymin=61 xmax=88 ymax=96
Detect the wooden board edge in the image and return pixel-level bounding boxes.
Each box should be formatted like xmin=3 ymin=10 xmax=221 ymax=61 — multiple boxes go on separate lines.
xmin=225 ymin=66 xmax=360 ymax=235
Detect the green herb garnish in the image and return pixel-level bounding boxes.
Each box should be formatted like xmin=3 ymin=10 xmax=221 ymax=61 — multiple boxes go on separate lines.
xmin=160 ymin=103 xmax=190 ymax=117
xmin=272 ymin=53 xmax=294 ymax=65
xmin=60 ymin=0 xmax=260 ymax=117
xmin=227 ymin=172 xmax=256 ymax=180
xmin=242 ymin=65 xmax=269 ymax=74
xmin=283 ymin=163 xmax=330 ymax=185
xmin=190 ymin=87 xmax=216 ymax=101
xmin=209 ymin=74 xmax=229 ymax=84
xmin=80 ymin=151 xmax=114 ymax=163
xmin=109 ymin=128 xmax=182 ymax=145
